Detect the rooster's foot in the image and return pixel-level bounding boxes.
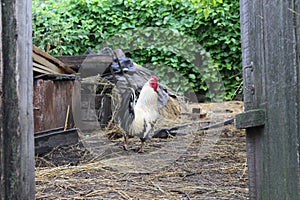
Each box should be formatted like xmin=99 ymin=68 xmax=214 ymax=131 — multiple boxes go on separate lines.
xmin=137 ymin=146 xmax=145 ymax=153
xmin=123 ymin=144 xmax=128 ymax=151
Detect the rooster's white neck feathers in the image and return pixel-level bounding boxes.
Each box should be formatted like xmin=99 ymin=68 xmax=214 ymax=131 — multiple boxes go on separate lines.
xmin=136 ymin=81 xmax=158 ymax=107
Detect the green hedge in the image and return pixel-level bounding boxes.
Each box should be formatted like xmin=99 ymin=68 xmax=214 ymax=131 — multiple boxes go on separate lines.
xmin=32 ymin=0 xmax=241 ymax=101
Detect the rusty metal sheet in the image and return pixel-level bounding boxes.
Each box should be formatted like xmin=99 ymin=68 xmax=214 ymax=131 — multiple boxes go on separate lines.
xmin=33 ymin=77 xmax=78 ymax=133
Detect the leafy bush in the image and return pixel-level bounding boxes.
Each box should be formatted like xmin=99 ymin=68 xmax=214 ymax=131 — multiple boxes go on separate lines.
xmin=32 ymin=0 xmax=241 ymax=101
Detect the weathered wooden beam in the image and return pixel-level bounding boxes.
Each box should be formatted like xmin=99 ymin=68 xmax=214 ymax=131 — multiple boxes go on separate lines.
xmin=153 ymin=118 xmax=234 ymax=138
xmin=0 ymin=0 xmax=35 ymax=199
xmin=33 ymin=45 xmax=75 ymax=74
xmin=235 ymin=109 xmax=265 ymax=129
xmin=34 ymin=127 xmax=78 ymax=155
xmin=33 ymin=62 xmax=56 ymax=74
xmin=153 ymin=119 xmax=211 ymax=138
xmin=0 ymin=0 xmax=3 ymax=196
xmin=33 ymin=66 xmax=54 ymax=74
xmin=33 ymin=52 xmax=65 ymax=74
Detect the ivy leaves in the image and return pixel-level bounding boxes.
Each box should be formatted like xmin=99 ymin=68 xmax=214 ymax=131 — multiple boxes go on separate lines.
xmin=32 ymin=0 xmax=241 ymax=101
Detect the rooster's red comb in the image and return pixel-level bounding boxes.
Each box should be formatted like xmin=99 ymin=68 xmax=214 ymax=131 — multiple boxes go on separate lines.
xmin=149 ymin=75 xmax=159 ymax=81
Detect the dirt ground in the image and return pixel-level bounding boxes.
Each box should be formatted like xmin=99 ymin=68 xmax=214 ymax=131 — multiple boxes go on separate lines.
xmin=35 ymin=101 xmax=248 ymax=200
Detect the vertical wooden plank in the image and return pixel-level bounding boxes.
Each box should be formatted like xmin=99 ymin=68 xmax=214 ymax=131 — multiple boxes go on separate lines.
xmin=240 ymin=0 xmax=264 ymax=199
xmin=0 ymin=0 xmax=3 ymax=197
xmin=240 ymin=0 xmax=300 ymax=199
xmin=0 ymin=0 xmax=35 ymax=199
xmin=295 ymin=0 xmax=300 ymax=193
xmin=261 ymin=1 xmax=299 ymax=199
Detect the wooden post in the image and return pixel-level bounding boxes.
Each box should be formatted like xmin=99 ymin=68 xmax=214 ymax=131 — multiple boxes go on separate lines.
xmin=238 ymin=0 xmax=300 ymax=199
xmin=0 ymin=0 xmax=3 ymax=197
xmin=0 ymin=0 xmax=35 ymax=199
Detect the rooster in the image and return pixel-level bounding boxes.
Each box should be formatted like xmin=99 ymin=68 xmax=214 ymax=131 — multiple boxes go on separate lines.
xmin=123 ymin=75 xmax=160 ymax=153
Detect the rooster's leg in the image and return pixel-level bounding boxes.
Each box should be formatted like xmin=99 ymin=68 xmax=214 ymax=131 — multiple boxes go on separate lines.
xmin=123 ymin=135 xmax=129 ymax=151
xmin=138 ymin=141 xmax=145 ymax=153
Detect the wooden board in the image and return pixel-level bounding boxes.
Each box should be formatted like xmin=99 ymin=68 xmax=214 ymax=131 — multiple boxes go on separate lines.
xmin=33 ymin=62 xmax=56 ymax=74
xmin=33 ymin=45 xmax=75 ymax=74
xmin=33 ymin=52 xmax=65 ymax=74
xmin=34 ymin=127 xmax=78 ymax=155
xmin=0 ymin=1 xmax=2 ymax=197
xmin=33 ymin=67 xmax=53 ymax=74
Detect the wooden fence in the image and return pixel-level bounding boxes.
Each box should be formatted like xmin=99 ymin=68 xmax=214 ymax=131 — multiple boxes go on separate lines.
xmin=236 ymin=0 xmax=300 ymax=199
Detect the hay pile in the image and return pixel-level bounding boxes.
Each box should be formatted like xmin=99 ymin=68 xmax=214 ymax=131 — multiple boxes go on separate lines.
xmin=35 ymin=101 xmax=249 ymax=199
xmin=35 ymin=126 xmax=248 ymax=199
